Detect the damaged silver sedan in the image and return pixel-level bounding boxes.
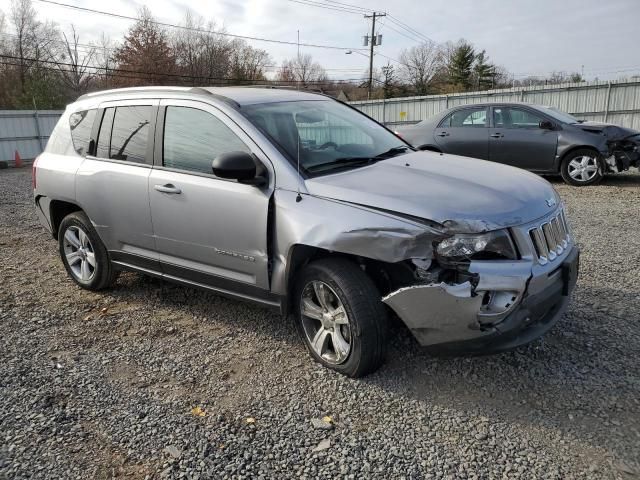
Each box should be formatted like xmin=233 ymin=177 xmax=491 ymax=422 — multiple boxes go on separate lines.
xmin=34 ymin=86 xmax=579 ymax=378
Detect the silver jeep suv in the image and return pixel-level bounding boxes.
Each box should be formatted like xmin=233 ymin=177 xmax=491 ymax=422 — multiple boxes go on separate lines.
xmin=34 ymin=86 xmax=579 ymax=377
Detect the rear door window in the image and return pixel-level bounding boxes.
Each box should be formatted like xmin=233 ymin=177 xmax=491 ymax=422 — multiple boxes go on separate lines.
xmin=95 ymin=108 xmax=115 ymax=159
xmin=441 ymin=107 xmax=487 ymax=128
xmin=69 ymin=109 xmax=97 ymax=156
xmin=109 ymin=106 xmax=153 ymax=163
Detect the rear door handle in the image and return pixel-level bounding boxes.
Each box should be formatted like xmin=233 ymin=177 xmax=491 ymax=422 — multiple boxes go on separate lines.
xmin=490 ymin=133 xmax=504 ymax=138
xmin=154 ymin=184 xmax=182 ymax=194
xmin=436 ymin=131 xmax=450 ymax=137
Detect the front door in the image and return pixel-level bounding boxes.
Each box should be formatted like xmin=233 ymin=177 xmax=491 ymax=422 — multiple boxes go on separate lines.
xmin=434 ymin=106 xmax=489 ymax=159
xmin=148 ymin=100 xmax=273 ymax=293
xmin=489 ymin=106 xmax=558 ymax=171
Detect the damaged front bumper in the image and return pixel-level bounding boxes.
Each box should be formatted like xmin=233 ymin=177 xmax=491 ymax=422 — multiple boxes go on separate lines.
xmin=383 ymin=244 xmax=579 ymax=353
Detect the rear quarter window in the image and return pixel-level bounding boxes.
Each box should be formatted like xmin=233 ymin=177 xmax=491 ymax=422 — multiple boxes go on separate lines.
xmin=69 ymin=109 xmax=97 ymax=156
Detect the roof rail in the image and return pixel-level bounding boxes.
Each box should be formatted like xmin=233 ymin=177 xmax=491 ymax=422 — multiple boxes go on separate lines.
xmin=76 ymin=86 xmax=193 ymax=101
xmin=188 ymin=87 xmax=241 ymax=109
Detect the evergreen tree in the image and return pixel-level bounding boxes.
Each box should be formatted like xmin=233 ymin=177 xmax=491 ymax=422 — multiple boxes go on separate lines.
xmin=448 ymin=41 xmax=475 ymax=90
xmin=474 ymin=50 xmax=496 ymax=90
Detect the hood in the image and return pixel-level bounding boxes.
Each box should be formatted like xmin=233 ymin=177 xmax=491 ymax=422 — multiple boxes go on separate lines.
xmin=304 ymin=151 xmax=560 ymax=233
xmin=574 ymin=122 xmax=639 ymax=141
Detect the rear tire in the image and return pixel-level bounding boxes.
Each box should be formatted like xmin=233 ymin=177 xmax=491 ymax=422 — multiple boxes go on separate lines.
xmin=560 ymin=149 xmax=604 ymax=186
xmin=58 ymin=211 xmax=118 ymax=290
xmin=294 ymin=258 xmax=387 ymax=378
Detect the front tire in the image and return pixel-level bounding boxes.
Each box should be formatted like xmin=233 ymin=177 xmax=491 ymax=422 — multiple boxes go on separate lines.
xmin=560 ymin=149 xmax=604 ymax=186
xmin=294 ymin=258 xmax=387 ymax=378
xmin=58 ymin=211 xmax=118 ymax=290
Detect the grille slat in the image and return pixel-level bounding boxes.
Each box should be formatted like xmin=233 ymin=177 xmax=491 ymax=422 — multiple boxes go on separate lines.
xmin=528 ymin=209 xmax=571 ymax=265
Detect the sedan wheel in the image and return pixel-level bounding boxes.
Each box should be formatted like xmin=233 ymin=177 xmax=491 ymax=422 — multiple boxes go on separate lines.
xmin=567 ymin=155 xmax=599 ymax=182
xmin=300 ymin=280 xmax=352 ymax=365
xmin=560 ymin=149 xmax=604 ymax=186
xmin=62 ymin=225 xmax=96 ymax=282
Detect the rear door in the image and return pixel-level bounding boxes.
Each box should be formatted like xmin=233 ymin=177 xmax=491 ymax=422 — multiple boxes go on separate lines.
xmin=148 ymin=99 xmax=273 ymax=295
xmin=489 ymin=106 xmax=558 ymax=171
xmin=76 ymin=100 xmax=160 ymax=270
xmin=433 ymin=106 xmax=489 ymax=159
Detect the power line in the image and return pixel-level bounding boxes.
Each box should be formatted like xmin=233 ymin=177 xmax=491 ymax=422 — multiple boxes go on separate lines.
xmin=386 ymin=15 xmax=434 ymax=44
xmin=286 ymin=0 xmax=365 ymax=15
xmin=0 ymin=53 xmax=367 ymax=84
xmin=325 ymin=0 xmax=373 ymax=13
xmin=0 ymin=33 xmax=369 ymax=73
xmin=34 ymin=0 xmax=367 ymax=52
xmin=383 ymin=22 xmax=426 ymax=44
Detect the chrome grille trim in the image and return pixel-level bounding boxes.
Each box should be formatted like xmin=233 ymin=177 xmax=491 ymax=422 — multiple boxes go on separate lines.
xmin=528 ymin=209 xmax=571 ymax=265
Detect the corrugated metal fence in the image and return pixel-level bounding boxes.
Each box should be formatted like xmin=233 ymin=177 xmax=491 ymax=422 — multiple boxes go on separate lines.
xmin=348 ymin=80 xmax=640 ymax=129
xmin=2 ymin=79 xmax=640 ymax=163
xmin=0 ymin=110 xmax=62 ymax=164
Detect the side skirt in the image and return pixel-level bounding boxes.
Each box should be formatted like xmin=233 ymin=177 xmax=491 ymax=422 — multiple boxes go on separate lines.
xmin=110 ymin=252 xmax=284 ymax=313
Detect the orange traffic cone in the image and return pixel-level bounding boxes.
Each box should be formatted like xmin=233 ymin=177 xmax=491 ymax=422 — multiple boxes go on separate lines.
xmin=14 ymin=150 xmax=23 ymax=168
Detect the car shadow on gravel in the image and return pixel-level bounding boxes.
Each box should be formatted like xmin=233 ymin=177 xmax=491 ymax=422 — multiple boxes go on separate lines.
xmin=367 ymin=284 xmax=640 ymax=461
xmin=107 ymin=269 xmax=639 ymax=454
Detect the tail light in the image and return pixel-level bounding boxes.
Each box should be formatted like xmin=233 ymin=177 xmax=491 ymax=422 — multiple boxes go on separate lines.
xmin=32 ymin=155 xmax=39 ymax=189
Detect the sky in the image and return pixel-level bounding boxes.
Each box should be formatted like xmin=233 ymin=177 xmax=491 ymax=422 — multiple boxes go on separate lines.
xmin=1 ymin=0 xmax=639 ymax=82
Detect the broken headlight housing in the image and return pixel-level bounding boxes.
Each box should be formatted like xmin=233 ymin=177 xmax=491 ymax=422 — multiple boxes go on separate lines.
xmin=436 ymin=230 xmax=517 ymax=261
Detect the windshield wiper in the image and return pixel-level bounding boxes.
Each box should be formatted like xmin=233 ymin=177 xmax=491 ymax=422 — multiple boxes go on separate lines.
xmin=374 ymin=145 xmax=412 ymax=158
xmin=306 ymin=146 xmax=411 ymax=173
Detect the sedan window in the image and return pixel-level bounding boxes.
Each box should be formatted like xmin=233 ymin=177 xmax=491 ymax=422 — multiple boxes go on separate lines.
xmin=506 ymin=108 xmax=545 ymax=129
xmin=442 ymin=108 xmax=487 ymax=128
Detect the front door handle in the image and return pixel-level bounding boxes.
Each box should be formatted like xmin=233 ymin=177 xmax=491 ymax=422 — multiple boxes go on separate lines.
xmin=490 ymin=133 xmax=504 ymax=138
xmin=154 ymin=184 xmax=182 ymax=194
xmin=436 ymin=131 xmax=450 ymax=137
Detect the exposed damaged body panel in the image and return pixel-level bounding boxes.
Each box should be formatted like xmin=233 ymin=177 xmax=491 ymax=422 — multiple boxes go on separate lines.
xmin=382 ymin=259 xmax=533 ymax=347
xmin=270 ymin=189 xmax=446 ymax=296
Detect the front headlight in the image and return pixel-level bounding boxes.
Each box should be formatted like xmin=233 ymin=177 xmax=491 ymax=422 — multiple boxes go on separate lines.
xmin=436 ymin=230 xmax=517 ymax=261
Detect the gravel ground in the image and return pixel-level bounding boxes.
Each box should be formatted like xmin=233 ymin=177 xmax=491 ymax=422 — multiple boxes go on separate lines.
xmin=1 ymin=167 xmax=639 ymax=479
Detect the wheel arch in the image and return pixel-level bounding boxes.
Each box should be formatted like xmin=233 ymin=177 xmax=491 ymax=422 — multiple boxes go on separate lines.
xmin=282 ymin=244 xmax=414 ymax=317
xmin=558 ymin=145 xmax=602 ymax=172
xmin=50 ymin=200 xmax=83 ymax=240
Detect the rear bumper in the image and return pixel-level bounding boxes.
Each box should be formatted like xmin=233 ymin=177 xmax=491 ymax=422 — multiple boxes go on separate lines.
xmin=383 ymin=246 xmax=579 ymax=353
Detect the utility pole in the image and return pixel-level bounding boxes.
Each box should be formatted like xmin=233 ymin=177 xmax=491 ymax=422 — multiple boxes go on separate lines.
xmin=364 ymin=12 xmax=385 ymax=99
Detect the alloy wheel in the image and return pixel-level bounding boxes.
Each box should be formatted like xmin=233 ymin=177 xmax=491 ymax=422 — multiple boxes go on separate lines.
xmin=62 ymin=225 xmax=96 ymax=282
xmin=300 ymin=280 xmax=352 ymax=365
xmin=568 ymin=155 xmax=599 ymax=182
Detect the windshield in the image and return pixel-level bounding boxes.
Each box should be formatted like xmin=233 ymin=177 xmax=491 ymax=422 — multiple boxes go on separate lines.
xmin=537 ymin=105 xmax=581 ymax=124
xmin=242 ymin=100 xmax=410 ymax=175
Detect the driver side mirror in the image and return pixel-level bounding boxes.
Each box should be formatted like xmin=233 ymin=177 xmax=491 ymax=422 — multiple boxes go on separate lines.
xmin=212 ymin=151 xmax=266 ymax=186
xmin=539 ymin=120 xmax=554 ymax=130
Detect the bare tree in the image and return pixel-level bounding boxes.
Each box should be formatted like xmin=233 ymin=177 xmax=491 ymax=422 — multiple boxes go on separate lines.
xmin=0 ymin=9 xmax=6 ymax=40
xmin=54 ymin=25 xmax=96 ymax=96
xmin=276 ymin=53 xmax=327 ymax=86
xmin=228 ymin=39 xmax=271 ymax=83
xmin=172 ymin=11 xmax=233 ymax=86
xmin=10 ymin=0 xmax=59 ymax=94
xmin=399 ymin=40 xmax=442 ymax=95
xmin=94 ymin=33 xmax=113 ymax=89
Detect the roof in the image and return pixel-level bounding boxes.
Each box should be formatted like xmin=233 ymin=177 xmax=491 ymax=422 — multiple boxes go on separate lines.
xmin=76 ymin=86 xmax=327 ymax=107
